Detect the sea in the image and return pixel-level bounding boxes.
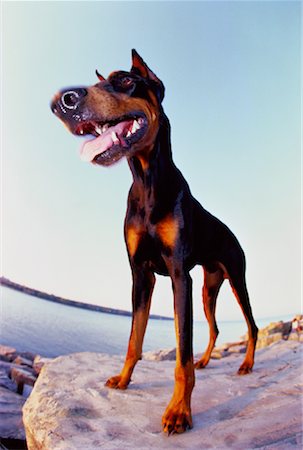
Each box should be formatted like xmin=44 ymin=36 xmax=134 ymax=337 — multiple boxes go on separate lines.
xmin=0 ymin=286 xmax=293 ymax=358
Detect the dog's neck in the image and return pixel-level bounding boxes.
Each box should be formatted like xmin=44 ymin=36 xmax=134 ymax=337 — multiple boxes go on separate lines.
xmin=128 ymin=112 xmax=174 ymax=185
xmin=126 ymin=112 xmax=186 ymax=218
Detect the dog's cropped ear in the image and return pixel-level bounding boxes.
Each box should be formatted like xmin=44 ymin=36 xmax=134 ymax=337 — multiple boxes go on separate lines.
xmin=131 ymin=49 xmax=165 ymax=103
xmin=95 ymin=69 xmax=106 ymax=81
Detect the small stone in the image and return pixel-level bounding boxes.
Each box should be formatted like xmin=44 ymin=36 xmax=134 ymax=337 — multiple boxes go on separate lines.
xmin=33 ymin=355 xmax=53 ymax=375
xmin=13 ymin=356 xmax=34 ymax=368
xmin=143 ymin=348 xmax=176 ymax=361
xmin=226 ymin=345 xmax=246 ymax=354
xmin=10 ymin=367 xmax=37 ymax=395
xmin=0 ymin=345 xmax=17 ymax=362
xmin=19 ymin=351 xmax=36 ymax=362
xmin=0 ymin=367 xmax=17 ymax=392
xmin=214 ymin=340 xmax=247 ymax=354
xmin=22 ymin=384 xmax=33 ymax=398
xmin=288 ymin=332 xmax=302 ymax=342
xmin=210 ymin=351 xmax=222 ymax=359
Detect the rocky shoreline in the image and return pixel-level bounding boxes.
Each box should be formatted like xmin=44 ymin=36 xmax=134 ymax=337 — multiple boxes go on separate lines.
xmin=1 ymin=317 xmax=302 ymax=449
xmin=0 ymin=346 xmax=51 ymax=449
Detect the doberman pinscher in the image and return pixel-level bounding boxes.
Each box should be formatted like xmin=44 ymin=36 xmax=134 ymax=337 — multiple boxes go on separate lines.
xmin=51 ymin=50 xmax=258 ymax=434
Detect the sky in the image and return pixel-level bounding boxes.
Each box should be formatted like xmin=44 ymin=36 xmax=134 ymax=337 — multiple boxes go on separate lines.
xmin=1 ymin=1 xmax=301 ymax=322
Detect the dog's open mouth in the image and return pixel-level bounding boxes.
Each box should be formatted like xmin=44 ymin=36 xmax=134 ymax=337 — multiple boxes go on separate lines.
xmin=77 ymin=114 xmax=148 ymax=165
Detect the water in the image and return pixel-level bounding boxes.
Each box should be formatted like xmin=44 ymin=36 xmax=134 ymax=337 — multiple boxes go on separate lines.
xmin=0 ymin=286 xmax=291 ymax=358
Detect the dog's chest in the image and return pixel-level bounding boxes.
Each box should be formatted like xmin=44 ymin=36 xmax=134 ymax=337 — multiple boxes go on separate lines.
xmin=125 ymin=214 xmax=182 ymax=276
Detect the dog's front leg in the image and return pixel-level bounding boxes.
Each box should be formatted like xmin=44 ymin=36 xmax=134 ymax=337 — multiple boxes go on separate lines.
xmin=105 ymin=264 xmax=155 ymax=390
xmin=162 ymin=266 xmax=195 ymax=434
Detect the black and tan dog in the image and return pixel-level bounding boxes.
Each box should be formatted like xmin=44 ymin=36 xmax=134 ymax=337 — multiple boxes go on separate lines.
xmin=51 ymin=50 xmax=258 ymax=434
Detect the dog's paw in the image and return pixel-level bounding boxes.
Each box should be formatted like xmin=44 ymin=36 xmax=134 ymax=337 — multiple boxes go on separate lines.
xmin=237 ymin=363 xmax=253 ymax=375
xmin=194 ymin=358 xmax=208 ymax=370
xmin=162 ymin=403 xmax=193 ymax=435
xmin=105 ymin=375 xmax=129 ymax=390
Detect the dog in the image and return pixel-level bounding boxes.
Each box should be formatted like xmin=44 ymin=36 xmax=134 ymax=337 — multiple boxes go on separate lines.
xmin=51 ymin=50 xmax=258 ymax=434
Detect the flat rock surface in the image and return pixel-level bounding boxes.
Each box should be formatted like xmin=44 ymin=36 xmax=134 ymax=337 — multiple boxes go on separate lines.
xmin=0 ymin=386 xmax=26 ymax=440
xmin=23 ymin=340 xmax=302 ymax=449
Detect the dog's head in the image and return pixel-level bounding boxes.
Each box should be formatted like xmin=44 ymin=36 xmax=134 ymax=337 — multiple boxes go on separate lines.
xmin=51 ymin=50 xmax=165 ymax=166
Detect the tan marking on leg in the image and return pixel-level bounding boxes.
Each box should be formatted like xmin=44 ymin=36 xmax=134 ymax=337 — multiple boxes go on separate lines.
xmin=195 ymin=268 xmax=223 ymax=369
xmin=230 ymin=284 xmax=258 ymax=375
xmin=126 ymin=226 xmax=143 ymax=257
xmin=162 ymin=359 xmax=195 ymax=434
xmin=156 ymin=215 xmax=179 ymax=249
xmin=162 ymin=310 xmax=195 ymax=434
xmin=105 ymin=308 xmax=150 ymax=389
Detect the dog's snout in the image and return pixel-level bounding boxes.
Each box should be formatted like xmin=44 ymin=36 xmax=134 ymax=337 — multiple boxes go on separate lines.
xmin=61 ymin=88 xmax=87 ymax=110
xmin=51 ymin=87 xmax=87 ymax=116
xmin=51 ymin=100 xmax=59 ymax=115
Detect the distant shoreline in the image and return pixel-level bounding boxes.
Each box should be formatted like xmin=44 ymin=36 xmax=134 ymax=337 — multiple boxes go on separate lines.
xmin=0 ymin=277 xmax=173 ymax=321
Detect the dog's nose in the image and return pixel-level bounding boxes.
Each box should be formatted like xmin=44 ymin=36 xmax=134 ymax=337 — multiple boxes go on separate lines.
xmin=61 ymin=88 xmax=87 ymax=110
xmin=51 ymin=87 xmax=87 ymax=115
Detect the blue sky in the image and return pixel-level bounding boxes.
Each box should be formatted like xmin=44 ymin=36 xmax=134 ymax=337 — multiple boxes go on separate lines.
xmin=1 ymin=1 xmax=301 ymax=321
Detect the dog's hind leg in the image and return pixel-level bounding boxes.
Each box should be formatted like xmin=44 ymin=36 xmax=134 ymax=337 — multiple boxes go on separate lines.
xmin=222 ymin=253 xmax=258 ymax=374
xmin=105 ymin=266 xmax=155 ymax=389
xmin=229 ymin=274 xmax=258 ymax=374
xmin=195 ymin=267 xmax=224 ymax=370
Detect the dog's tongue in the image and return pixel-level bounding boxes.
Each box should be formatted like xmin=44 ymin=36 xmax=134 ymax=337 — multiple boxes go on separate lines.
xmin=80 ymin=121 xmax=130 ymax=162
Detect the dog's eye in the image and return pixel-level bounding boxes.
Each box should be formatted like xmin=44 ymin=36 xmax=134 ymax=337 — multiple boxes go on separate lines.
xmin=121 ymin=77 xmax=134 ymax=88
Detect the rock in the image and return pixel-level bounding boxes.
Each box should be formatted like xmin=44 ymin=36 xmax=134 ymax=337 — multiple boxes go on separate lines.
xmin=0 ymin=354 xmax=39 ymax=396
xmin=263 ymin=321 xmax=292 ymax=337
xmin=212 ymin=341 xmax=247 ymax=357
xmin=210 ymin=351 xmax=222 ymax=359
xmin=0 ymin=346 xmax=40 ymax=444
xmin=256 ymin=332 xmax=284 ymax=349
xmin=10 ymin=367 xmax=36 ymax=395
xmin=33 ymin=355 xmax=53 ymax=375
xmin=22 ymin=384 xmax=33 ymax=398
xmin=282 ymin=321 xmax=292 ymax=335
xmin=263 ymin=321 xmax=284 ymax=335
xmin=241 ymin=319 xmax=296 ymax=344
xmin=0 ymin=360 xmax=22 ymax=393
xmin=23 ymin=342 xmax=302 ymax=450
xmin=0 ymin=368 xmax=17 ymax=392
xmin=143 ymin=348 xmax=176 ymax=361
xmin=225 ymin=345 xmax=246 ymax=354
xmin=0 ymin=360 xmax=16 ymax=376
xmin=225 ymin=340 xmax=247 ymax=348
xmin=13 ymin=356 xmax=34 ymax=368
xmin=0 ymin=439 xmax=27 ymax=450
xmin=288 ymin=331 xmax=303 ymax=342
xmin=0 ymin=345 xmax=17 ymax=362
xmin=19 ymin=352 xmax=36 ymax=362
xmin=0 ymin=386 xmax=26 ymax=440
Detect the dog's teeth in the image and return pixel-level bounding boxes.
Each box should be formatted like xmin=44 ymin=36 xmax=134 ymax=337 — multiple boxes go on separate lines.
xmin=131 ymin=119 xmax=140 ymax=134
xmin=126 ymin=131 xmax=131 ymax=138
xmin=95 ymin=125 xmax=102 ymax=135
xmin=79 ymin=129 xmax=84 ymax=135
xmin=102 ymin=124 xmax=109 ymax=133
xmin=111 ymin=131 xmax=119 ymax=144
